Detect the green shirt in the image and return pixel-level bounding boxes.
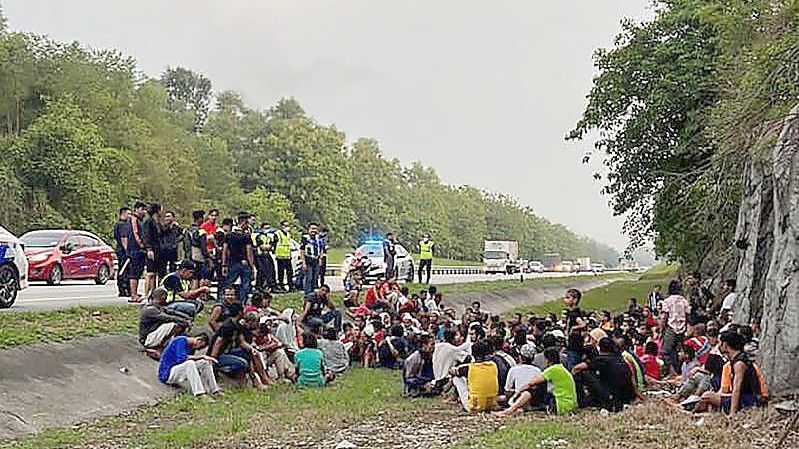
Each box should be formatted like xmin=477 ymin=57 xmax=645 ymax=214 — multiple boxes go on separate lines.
xmin=295 ymin=348 xmax=325 ymax=387
xmin=622 ymin=351 xmax=645 ymax=389
xmin=542 ymin=363 xmax=577 ymax=415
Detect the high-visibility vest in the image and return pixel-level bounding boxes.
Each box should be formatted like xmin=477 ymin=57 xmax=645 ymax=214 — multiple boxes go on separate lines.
xmin=166 ymin=277 xmax=190 ymax=303
xmin=275 ymin=230 xmax=291 ymax=259
xmin=419 ymin=240 xmax=434 ymax=260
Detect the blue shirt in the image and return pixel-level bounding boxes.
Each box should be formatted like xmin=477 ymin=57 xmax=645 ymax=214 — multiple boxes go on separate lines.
xmin=158 ymin=336 xmax=191 ymax=383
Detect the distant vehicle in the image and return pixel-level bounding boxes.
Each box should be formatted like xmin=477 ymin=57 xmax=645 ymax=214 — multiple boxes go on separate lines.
xmin=591 ymin=263 xmax=606 ymax=273
xmin=0 ymin=224 xmax=28 ymax=308
xmin=20 ymin=230 xmax=117 ymax=286
xmin=542 ymin=253 xmax=561 ymax=272
xmin=342 ymin=241 xmax=414 ymax=283
xmin=576 ymin=257 xmax=592 ymax=272
xmin=561 ymin=261 xmax=574 ymax=273
xmin=618 ymin=259 xmax=640 ymax=272
xmin=483 ymin=240 xmax=520 ymax=274
xmin=527 ymin=260 xmax=545 ymax=273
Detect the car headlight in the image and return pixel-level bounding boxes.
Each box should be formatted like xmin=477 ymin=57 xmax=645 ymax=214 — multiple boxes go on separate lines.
xmin=28 ymin=253 xmax=50 ymax=263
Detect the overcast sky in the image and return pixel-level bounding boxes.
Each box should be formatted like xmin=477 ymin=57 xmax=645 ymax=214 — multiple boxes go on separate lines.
xmin=4 ymin=0 xmax=652 ymax=250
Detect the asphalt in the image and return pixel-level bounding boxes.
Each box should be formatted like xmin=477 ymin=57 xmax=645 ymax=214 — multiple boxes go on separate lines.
xmin=4 ymin=272 xmax=602 ymax=312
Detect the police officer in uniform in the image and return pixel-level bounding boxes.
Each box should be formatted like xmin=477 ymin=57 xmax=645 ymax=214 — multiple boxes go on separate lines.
xmin=418 ymin=233 xmax=434 ymax=284
xmin=274 ymin=220 xmax=294 ymax=292
xmin=301 ymin=222 xmax=322 ymax=295
xmin=318 ymin=227 xmax=329 ymax=288
xmin=383 ymin=232 xmax=397 ymax=280
xmin=253 ymin=222 xmax=277 ymax=292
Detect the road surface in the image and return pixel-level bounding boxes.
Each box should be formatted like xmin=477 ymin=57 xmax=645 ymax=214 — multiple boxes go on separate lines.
xmin=5 ymin=271 xmax=608 ymax=312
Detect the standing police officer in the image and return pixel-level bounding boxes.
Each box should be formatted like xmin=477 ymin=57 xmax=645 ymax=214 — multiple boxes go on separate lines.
xmin=113 ymin=207 xmax=131 ymax=297
xmin=274 ymin=220 xmax=294 ymax=292
xmin=254 ymin=222 xmax=276 ymax=292
xmin=301 ymin=222 xmax=323 ymax=295
xmin=418 ymin=233 xmax=434 ymax=284
xmin=383 ymin=232 xmax=397 ymax=280
xmin=318 ymin=227 xmax=329 ymax=287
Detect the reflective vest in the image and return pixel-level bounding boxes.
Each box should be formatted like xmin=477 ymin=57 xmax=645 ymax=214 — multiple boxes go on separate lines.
xmin=419 ymin=240 xmax=434 ymax=260
xmin=275 ymin=230 xmax=291 ymax=259
xmin=166 ymin=278 xmax=190 ymax=303
xmin=253 ymin=232 xmax=269 ymax=256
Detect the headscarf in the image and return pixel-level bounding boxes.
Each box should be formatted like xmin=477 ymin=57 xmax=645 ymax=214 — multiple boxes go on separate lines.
xmin=275 ymin=308 xmax=298 ymax=350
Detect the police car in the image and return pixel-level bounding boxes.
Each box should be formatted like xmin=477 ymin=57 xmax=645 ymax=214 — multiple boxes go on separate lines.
xmin=342 ymin=240 xmax=415 ymax=283
xmin=0 ymin=224 xmax=29 ymax=308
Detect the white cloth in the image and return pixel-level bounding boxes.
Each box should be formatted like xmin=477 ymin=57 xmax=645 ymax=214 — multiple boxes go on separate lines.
xmin=504 ymin=364 xmax=542 ymax=393
xmin=275 ymin=308 xmax=298 ymax=351
xmin=432 ymin=342 xmax=469 ymax=381
xmin=425 ymin=299 xmax=440 ymax=314
xmin=144 ymin=323 xmax=176 ymax=348
xmin=259 ymin=348 xmax=295 ymax=378
xmin=166 ymin=359 xmax=219 ymax=396
xmin=721 ymin=292 xmax=737 ymax=312
xmin=452 ymin=376 xmax=470 ymax=411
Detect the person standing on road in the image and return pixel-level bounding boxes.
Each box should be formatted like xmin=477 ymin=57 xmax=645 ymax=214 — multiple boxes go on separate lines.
xmin=383 ymin=233 xmax=397 ymax=280
xmin=113 ymin=206 xmax=132 ymax=298
xmin=301 ymin=222 xmax=323 ymax=295
xmin=254 ymin=222 xmax=276 ymax=292
xmin=142 ymin=203 xmax=162 ymax=300
xmin=274 ymin=220 xmax=294 ymax=292
xmin=418 ymin=233 xmax=434 ymax=284
xmin=158 ymin=210 xmax=182 ymax=279
xmin=200 ymin=209 xmax=220 ymax=281
xmin=318 ymin=227 xmax=329 ymax=288
xmin=184 ymin=210 xmax=211 ymax=289
xmin=221 ymin=213 xmax=255 ymax=305
xmin=127 ymin=202 xmax=147 ymax=303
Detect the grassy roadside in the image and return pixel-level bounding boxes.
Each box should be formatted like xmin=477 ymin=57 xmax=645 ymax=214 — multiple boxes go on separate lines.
xmin=0 ymin=274 xmax=626 ymax=349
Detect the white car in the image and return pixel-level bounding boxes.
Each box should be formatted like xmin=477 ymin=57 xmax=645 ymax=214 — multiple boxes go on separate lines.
xmin=343 ymin=241 xmax=415 ymax=283
xmin=592 ymin=263 xmax=606 ymax=273
xmin=0 ymin=224 xmax=29 ymax=308
xmin=527 ymin=261 xmax=545 ymax=273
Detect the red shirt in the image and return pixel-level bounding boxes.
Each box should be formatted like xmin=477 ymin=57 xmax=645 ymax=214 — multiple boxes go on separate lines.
xmin=640 ymin=354 xmax=661 ymax=380
xmin=200 ymin=221 xmax=218 ymax=253
xmin=364 ymin=286 xmax=383 ymax=309
xmin=684 ymin=336 xmax=711 ymax=365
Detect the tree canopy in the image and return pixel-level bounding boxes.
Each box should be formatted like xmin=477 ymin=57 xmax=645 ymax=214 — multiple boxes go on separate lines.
xmin=0 ymin=8 xmax=617 ymax=264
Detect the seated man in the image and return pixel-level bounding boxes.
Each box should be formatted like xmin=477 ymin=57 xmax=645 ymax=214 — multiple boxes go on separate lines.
xmin=450 ymin=339 xmax=499 ymax=413
xmin=207 ymin=305 xmax=268 ymax=389
xmin=139 ymin=287 xmax=191 ymax=358
xmin=364 ymin=278 xmax=388 ymax=311
xmin=403 ymin=334 xmax=437 ymax=397
xmin=300 ymin=285 xmax=342 ymax=333
xmin=209 ymin=287 xmax=239 ymax=332
xmin=378 ymin=325 xmax=410 ymax=369
xmin=495 ymin=347 xmax=577 ymax=417
xmin=295 ymin=332 xmax=332 ymax=387
xmin=318 ymin=327 xmax=350 ymax=374
xmin=158 ymin=333 xmax=221 ymax=400
xmin=503 ymin=343 xmax=542 ymax=404
xmin=162 ymin=261 xmax=210 ymax=317
xmin=572 ymin=337 xmax=636 ymax=412
xmin=253 ymin=316 xmax=296 ymax=381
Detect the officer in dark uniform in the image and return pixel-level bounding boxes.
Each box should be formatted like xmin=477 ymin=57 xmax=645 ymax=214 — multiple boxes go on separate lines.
xmin=113 ymin=207 xmax=132 ymax=297
xmin=383 ymin=232 xmax=397 ymax=280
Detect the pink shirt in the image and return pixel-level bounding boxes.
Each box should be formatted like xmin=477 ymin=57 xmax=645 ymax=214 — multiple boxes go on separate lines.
xmin=661 ymin=294 xmax=691 ymax=334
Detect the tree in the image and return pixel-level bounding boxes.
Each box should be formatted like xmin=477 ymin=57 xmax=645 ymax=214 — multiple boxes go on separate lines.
xmin=161 ymin=66 xmax=213 ymax=132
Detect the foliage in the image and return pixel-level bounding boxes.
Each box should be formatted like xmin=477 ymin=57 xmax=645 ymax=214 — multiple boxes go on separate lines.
xmin=0 ymin=9 xmax=617 ymax=264
xmin=571 ymin=0 xmax=799 ymax=273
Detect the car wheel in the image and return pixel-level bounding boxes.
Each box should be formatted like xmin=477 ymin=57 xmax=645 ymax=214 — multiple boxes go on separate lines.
xmin=0 ymin=264 xmax=18 ymax=308
xmin=95 ymin=264 xmax=110 ymax=285
xmin=47 ymin=264 xmax=63 ymax=286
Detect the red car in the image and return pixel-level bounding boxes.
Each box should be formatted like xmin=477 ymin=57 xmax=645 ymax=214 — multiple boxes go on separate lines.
xmin=21 ymin=230 xmax=116 ymax=286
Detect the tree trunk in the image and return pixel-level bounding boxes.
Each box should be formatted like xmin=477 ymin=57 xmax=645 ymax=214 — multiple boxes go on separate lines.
xmin=759 ymin=104 xmax=799 ymax=395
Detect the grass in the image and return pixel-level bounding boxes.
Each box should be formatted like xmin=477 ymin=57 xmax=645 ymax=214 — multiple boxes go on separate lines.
xmin=451 ymin=419 xmax=592 ymax=449
xmin=1 ymin=368 xmax=409 ymax=449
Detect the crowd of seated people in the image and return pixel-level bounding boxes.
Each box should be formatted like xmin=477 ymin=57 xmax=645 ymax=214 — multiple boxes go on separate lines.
xmin=141 ymin=262 xmax=769 ymax=417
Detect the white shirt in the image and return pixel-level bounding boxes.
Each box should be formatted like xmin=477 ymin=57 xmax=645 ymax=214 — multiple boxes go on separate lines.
xmin=425 ymin=298 xmax=440 ymax=313
xmin=504 ymin=364 xmax=542 ymax=392
xmin=721 ymin=292 xmax=737 ymax=312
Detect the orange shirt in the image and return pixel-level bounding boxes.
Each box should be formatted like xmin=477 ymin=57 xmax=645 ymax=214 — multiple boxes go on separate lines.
xmin=720 ymin=361 xmax=768 ymax=398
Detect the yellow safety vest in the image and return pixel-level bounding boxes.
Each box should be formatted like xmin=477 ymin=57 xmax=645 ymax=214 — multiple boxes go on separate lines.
xmin=419 ymin=240 xmax=434 ymax=260
xmin=275 ymin=230 xmax=291 ymax=259
xmin=166 ymin=278 xmax=190 ymax=303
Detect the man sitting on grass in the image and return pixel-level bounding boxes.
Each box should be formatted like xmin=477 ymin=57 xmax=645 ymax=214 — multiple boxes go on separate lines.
xmin=161 ymin=260 xmax=210 ymax=317
xmin=450 ymin=339 xmax=499 ymax=413
xmin=403 ymin=334 xmax=437 ymax=397
xmin=208 ymin=305 xmax=269 ymax=390
xmin=139 ymin=287 xmax=191 ymax=359
xmin=158 ymin=333 xmax=221 ymax=401
xmin=494 ymin=347 xmax=577 ymax=417
xmin=295 ymin=332 xmax=333 ymax=387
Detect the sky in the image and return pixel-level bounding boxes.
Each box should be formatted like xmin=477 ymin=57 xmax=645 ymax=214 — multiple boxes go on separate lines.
xmin=4 ymin=0 xmax=653 ymax=250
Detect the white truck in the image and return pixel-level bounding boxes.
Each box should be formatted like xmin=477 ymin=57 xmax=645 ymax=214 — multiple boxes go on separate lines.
xmin=483 ymin=240 xmax=520 ymax=274
xmin=576 ymin=257 xmax=592 ymax=272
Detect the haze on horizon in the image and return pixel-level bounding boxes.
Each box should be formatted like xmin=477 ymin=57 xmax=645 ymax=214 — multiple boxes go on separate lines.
xmin=3 ymin=0 xmax=653 ymax=251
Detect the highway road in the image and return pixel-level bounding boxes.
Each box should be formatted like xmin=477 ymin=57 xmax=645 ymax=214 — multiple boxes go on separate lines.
xmin=4 ymin=271 xmax=606 ymax=312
